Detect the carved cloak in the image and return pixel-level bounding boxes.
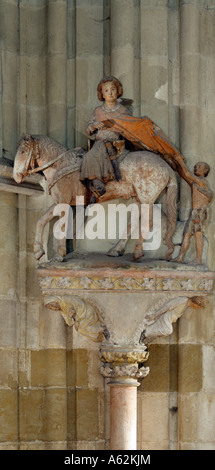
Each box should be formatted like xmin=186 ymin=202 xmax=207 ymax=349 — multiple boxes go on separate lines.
xmin=103 ymin=114 xmax=184 ymax=166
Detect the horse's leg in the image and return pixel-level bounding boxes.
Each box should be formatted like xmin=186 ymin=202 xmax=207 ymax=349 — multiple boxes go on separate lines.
xmin=107 ymin=224 xmax=132 ymax=257
xmin=133 ymin=204 xmax=153 ymax=260
xmin=165 ymin=180 xmax=177 ymax=260
xmin=34 ymin=203 xmax=56 ymax=260
xmin=108 ymin=203 xmax=140 ymax=257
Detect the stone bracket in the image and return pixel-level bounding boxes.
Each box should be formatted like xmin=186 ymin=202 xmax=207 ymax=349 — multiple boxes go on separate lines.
xmin=37 ymin=257 xmax=215 ymax=383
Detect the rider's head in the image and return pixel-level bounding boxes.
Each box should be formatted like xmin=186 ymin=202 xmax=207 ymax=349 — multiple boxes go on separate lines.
xmin=97 ymin=76 xmax=123 ymax=102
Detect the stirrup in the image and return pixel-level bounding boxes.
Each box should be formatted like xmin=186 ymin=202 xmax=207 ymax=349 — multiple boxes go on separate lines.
xmin=89 ymin=185 xmax=106 ymax=204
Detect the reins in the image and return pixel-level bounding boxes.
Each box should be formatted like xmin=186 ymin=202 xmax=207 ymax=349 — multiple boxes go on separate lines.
xmin=27 ymin=148 xmax=74 ymax=175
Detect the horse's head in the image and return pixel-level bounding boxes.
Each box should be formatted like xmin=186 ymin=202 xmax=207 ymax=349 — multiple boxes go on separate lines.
xmin=13 ymin=133 xmax=34 ymax=183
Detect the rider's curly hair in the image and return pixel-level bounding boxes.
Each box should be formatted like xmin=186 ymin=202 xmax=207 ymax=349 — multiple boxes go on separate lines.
xmin=97 ymin=76 xmax=123 ymax=101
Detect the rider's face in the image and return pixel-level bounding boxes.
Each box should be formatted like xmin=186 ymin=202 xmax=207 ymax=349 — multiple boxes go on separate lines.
xmin=102 ymin=82 xmax=118 ymax=105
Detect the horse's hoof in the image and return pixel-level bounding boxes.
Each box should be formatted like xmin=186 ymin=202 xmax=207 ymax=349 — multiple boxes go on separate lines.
xmin=165 ymin=244 xmax=174 ymax=261
xmin=133 ymin=251 xmax=144 ymax=260
xmin=107 ymin=249 xmax=123 ymax=257
xmin=173 ymin=257 xmax=182 ymax=263
xmin=53 ymin=254 xmax=64 ymax=262
xmin=165 ymin=252 xmax=173 ymax=261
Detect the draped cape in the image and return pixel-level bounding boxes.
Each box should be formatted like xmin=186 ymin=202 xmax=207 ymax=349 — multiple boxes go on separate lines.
xmin=103 ymin=114 xmax=183 ymax=162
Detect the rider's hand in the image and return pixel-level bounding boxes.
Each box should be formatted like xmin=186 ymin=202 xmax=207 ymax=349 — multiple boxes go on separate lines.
xmin=95 ymin=122 xmax=105 ymax=130
xmin=87 ymin=122 xmax=105 ymax=135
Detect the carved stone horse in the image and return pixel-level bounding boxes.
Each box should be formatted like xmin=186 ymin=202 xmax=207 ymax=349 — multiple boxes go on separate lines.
xmin=13 ymin=134 xmax=177 ymax=261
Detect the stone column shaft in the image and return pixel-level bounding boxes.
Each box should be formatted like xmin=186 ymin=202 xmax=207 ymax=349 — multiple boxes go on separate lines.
xmin=109 ymin=382 xmax=138 ymax=450
xmin=179 ymin=2 xmax=200 ymax=221
xmin=110 ymin=0 xmax=139 ymax=107
xmin=0 ymin=0 xmax=19 ymax=155
xmin=75 ymin=0 xmax=104 ymax=147
xmin=47 ymin=0 xmax=67 ymax=143
xmin=100 ymin=346 xmax=149 ymax=450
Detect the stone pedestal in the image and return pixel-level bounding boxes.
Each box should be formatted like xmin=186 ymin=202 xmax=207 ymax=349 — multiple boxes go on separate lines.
xmin=37 ymin=253 xmax=215 ymax=450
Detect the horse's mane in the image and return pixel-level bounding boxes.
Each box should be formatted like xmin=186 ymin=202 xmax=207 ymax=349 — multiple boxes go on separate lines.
xmin=19 ymin=134 xmax=85 ymax=172
xmin=17 ymin=133 xmax=66 ymax=151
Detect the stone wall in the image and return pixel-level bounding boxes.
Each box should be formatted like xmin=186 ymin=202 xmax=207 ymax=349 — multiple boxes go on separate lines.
xmin=138 ymin=294 xmax=215 ymax=450
xmin=0 ymin=0 xmax=215 ymax=450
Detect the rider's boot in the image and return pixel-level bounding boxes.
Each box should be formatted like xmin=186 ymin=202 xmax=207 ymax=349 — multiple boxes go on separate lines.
xmin=89 ymin=179 xmax=106 ymax=204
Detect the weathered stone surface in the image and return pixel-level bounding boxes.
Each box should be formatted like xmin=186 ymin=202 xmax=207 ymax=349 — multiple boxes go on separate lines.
xmin=178 ymin=392 xmax=215 ymax=445
xmin=19 ymin=388 xmax=67 ymax=442
xmin=66 ymin=349 xmax=89 ymax=388
xmin=0 ymin=390 xmax=18 ymax=442
xmin=139 ymin=344 xmax=176 ymax=392
xmin=31 ymin=349 xmax=67 ymax=387
xmin=178 ymin=344 xmax=202 ymax=393
xmin=75 ymin=389 xmax=101 ymax=441
xmin=137 ymin=392 xmax=170 ymax=450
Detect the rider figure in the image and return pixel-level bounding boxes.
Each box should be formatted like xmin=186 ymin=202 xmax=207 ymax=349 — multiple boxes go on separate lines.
xmin=80 ymin=75 xmax=186 ymax=205
xmin=80 ymin=76 xmax=131 ymax=204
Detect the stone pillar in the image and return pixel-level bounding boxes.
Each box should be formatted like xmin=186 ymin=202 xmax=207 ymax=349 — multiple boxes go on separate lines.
xmin=109 ymin=382 xmax=138 ymax=450
xmin=0 ymin=191 xmax=18 ymax=445
xmin=110 ymin=0 xmax=139 ymax=106
xmin=75 ymin=0 xmax=104 ymax=147
xmin=100 ymin=347 xmax=149 ymax=450
xmin=19 ymin=0 xmax=47 ymax=136
xmin=66 ymin=0 xmax=76 ymax=149
xmin=140 ymin=1 xmax=169 ymax=128
xmin=0 ymin=0 xmax=19 ymax=156
xmin=47 ymin=0 xmax=67 ymax=143
xmin=179 ymin=2 xmax=200 ymax=221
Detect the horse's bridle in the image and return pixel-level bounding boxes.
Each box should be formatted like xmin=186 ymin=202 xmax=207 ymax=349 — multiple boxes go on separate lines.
xmin=21 ymin=136 xmax=39 ymax=178
xmin=22 ymin=148 xmax=33 ymax=178
xmin=22 ymin=135 xmax=72 ymax=177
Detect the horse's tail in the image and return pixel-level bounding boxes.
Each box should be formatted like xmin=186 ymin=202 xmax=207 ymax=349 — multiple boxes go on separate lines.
xmin=165 ymin=173 xmax=177 ymax=260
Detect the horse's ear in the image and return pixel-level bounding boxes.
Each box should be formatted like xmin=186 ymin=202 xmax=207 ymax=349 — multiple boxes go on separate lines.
xmin=25 ymin=133 xmax=31 ymax=141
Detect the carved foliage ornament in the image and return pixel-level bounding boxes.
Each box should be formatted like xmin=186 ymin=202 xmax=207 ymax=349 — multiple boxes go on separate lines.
xmin=99 ymin=349 xmax=150 ymax=380
xmin=39 ymin=275 xmax=214 ymax=293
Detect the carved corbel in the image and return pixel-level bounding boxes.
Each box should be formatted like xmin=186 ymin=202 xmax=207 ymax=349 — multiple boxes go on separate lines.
xmin=44 ymin=294 xmax=110 ymax=343
xmin=43 ymin=290 xmax=208 ymax=386
xmin=138 ymin=295 xmax=207 ymax=344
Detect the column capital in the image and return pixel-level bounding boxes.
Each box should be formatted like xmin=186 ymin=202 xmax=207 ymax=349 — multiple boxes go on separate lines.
xmin=100 ymin=346 xmax=150 ymax=384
